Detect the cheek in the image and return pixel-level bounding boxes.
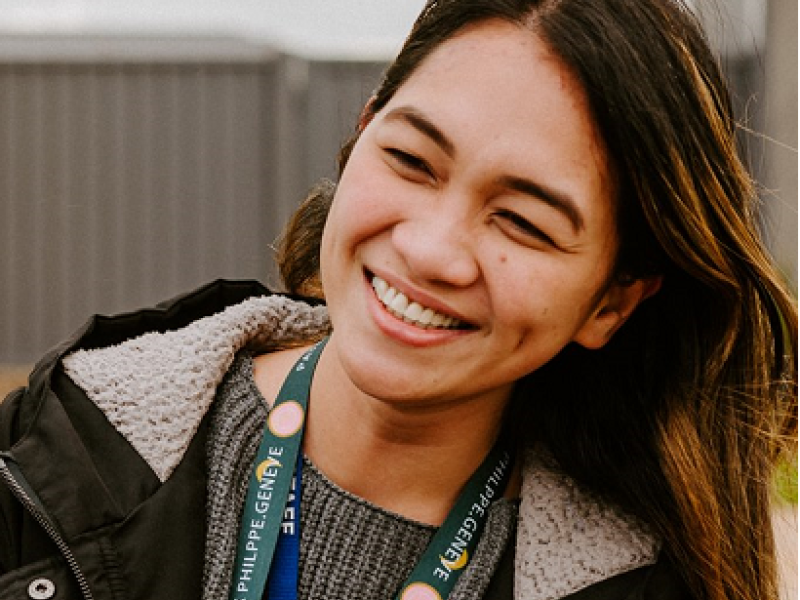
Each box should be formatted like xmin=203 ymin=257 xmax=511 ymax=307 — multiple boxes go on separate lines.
xmin=330 ymin=198 xmax=393 ymax=260
xmin=488 ymin=259 xmax=601 ymax=335
xmin=332 ymin=157 xmax=403 ymax=235
xmin=323 ymin=183 xmax=380 ymax=254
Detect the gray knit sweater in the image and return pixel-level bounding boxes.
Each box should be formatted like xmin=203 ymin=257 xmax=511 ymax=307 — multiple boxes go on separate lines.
xmin=203 ymin=352 xmax=517 ymax=600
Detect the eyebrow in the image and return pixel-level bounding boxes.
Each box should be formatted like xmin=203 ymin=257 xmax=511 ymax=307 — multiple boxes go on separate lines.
xmin=384 ymin=106 xmax=456 ymax=158
xmin=498 ymin=175 xmax=585 ymax=233
xmin=384 ymin=105 xmax=585 ymax=233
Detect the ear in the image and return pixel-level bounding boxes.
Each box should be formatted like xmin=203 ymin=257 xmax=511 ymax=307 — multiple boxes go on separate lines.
xmin=358 ymin=95 xmax=378 ymax=132
xmin=572 ymin=275 xmax=662 ymax=350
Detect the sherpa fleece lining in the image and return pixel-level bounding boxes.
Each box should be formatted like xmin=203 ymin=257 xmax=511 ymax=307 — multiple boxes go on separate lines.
xmin=62 ymin=293 xmax=659 ymax=600
xmin=63 ymin=295 xmax=330 ymax=482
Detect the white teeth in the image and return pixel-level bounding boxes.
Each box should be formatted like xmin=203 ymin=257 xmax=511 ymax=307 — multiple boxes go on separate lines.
xmin=373 ymin=276 xmax=388 ymax=298
xmin=405 ymin=302 xmax=423 ymax=321
xmin=389 ymin=292 xmax=409 ymax=313
xmin=371 ymin=276 xmax=464 ymax=330
xmin=419 ymin=308 xmax=435 ymax=325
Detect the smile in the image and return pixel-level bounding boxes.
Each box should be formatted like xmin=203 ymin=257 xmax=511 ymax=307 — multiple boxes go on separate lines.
xmin=371 ymin=276 xmax=467 ymax=330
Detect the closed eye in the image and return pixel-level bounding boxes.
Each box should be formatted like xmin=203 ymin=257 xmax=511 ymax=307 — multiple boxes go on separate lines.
xmin=385 ymin=148 xmax=433 ymax=177
xmin=494 ymin=209 xmax=557 ymax=247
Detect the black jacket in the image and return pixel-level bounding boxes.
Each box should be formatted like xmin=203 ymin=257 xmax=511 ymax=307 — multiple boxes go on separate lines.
xmin=0 ymin=281 xmax=272 ymax=599
xmin=0 ymin=280 xmax=693 ymax=600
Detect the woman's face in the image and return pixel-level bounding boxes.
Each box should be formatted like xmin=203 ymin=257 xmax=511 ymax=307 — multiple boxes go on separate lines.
xmin=320 ymin=20 xmax=626 ymax=408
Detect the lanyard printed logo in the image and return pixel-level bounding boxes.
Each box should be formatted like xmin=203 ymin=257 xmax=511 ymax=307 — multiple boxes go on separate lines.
xmin=267 ymin=401 xmax=305 ymax=438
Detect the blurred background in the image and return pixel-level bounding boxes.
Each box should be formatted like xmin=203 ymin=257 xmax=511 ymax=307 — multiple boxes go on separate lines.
xmin=0 ymin=0 xmax=795 ymax=366
xmin=0 ymin=2 xmax=795 ymax=596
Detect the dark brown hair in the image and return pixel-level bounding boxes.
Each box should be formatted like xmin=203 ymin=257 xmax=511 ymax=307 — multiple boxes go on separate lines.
xmin=278 ymin=2 xmax=798 ymax=598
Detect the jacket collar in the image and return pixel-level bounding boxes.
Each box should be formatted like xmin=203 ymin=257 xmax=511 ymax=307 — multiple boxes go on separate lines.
xmin=63 ymin=293 xmax=330 ymax=482
xmin=62 ymin=290 xmax=658 ymax=600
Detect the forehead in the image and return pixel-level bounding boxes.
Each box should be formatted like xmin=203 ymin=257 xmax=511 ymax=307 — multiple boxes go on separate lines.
xmin=388 ymin=19 xmax=597 ymax=144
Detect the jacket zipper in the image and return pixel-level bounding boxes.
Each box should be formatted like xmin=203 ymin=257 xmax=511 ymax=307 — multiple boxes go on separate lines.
xmin=0 ymin=455 xmax=95 ymax=600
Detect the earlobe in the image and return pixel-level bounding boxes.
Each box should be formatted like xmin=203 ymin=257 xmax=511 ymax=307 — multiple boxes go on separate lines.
xmin=573 ymin=275 xmax=662 ymax=350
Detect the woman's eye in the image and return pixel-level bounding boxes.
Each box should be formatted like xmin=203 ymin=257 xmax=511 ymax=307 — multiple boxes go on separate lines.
xmin=385 ymin=148 xmax=432 ymax=177
xmin=495 ymin=210 xmax=556 ymax=247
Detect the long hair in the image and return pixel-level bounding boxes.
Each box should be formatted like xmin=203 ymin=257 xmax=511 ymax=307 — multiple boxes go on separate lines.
xmin=278 ymin=2 xmax=798 ymax=599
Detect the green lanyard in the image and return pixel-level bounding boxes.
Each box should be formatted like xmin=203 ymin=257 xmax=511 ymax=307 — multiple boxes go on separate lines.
xmin=394 ymin=441 xmax=513 ymax=600
xmin=229 ymin=339 xmax=326 ymax=600
xmin=229 ymin=337 xmax=515 ymax=600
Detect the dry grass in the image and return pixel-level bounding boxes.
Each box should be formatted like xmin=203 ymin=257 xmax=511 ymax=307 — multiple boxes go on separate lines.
xmin=0 ymin=365 xmax=31 ymax=400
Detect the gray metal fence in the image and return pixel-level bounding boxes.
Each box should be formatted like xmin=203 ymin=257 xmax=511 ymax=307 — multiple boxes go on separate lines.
xmin=0 ymin=36 xmax=384 ymax=363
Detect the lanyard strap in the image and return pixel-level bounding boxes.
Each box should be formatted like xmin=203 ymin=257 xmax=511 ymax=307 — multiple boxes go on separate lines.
xmin=394 ymin=443 xmax=513 ymax=600
xmin=228 ymin=337 xmax=515 ymax=600
xmin=229 ymin=339 xmax=326 ymax=600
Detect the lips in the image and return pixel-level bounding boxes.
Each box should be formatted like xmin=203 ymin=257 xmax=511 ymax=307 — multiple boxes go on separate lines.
xmin=370 ymin=275 xmax=469 ymax=330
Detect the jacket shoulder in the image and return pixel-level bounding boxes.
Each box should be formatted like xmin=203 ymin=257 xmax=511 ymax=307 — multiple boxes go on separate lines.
xmin=562 ymin=554 xmax=696 ymax=600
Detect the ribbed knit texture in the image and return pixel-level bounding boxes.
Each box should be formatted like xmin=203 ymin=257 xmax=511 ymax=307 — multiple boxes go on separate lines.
xmin=298 ymin=457 xmax=435 ymax=598
xmin=203 ymin=352 xmax=268 ymax=599
xmin=203 ymin=352 xmax=517 ymax=600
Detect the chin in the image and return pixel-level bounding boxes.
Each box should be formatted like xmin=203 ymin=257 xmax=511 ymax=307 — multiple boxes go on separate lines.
xmin=338 ymin=349 xmax=443 ymax=404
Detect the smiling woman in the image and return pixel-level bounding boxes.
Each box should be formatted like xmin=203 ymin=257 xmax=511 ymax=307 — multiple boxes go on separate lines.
xmin=0 ymin=1 xmax=796 ymax=600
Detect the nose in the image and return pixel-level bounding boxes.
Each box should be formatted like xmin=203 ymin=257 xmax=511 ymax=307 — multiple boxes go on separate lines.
xmin=391 ymin=201 xmax=481 ymax=288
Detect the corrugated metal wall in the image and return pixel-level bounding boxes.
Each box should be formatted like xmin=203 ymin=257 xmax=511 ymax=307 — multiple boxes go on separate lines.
xmin=0 ymin=37 xmax=385 ymax=363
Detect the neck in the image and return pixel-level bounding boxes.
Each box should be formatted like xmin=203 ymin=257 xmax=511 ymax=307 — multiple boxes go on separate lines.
xmin=303 ymin=338 xmax=513 ymax=525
